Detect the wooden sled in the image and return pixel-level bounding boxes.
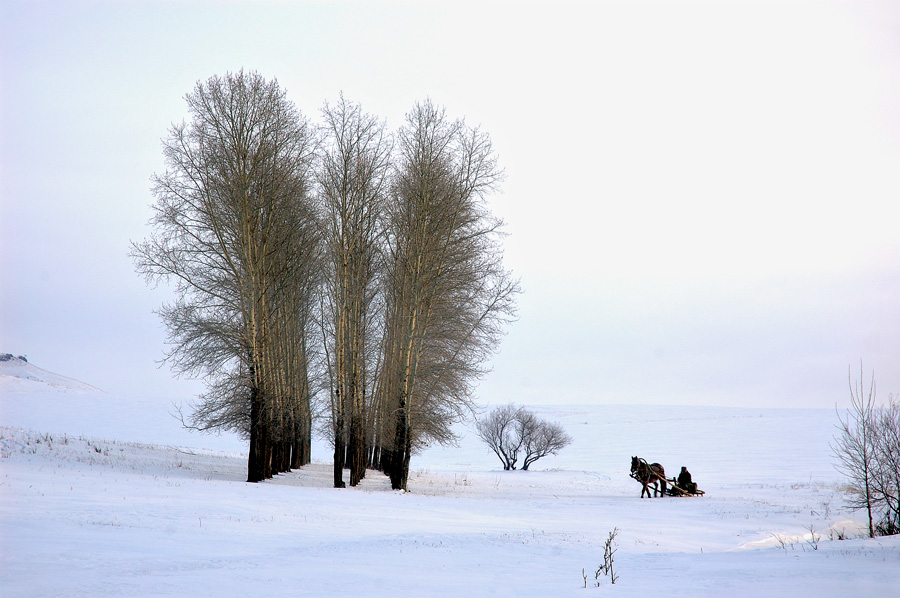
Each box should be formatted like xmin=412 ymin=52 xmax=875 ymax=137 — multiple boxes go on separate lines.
xmin=665 ymin=479 xmax=705 ymax=496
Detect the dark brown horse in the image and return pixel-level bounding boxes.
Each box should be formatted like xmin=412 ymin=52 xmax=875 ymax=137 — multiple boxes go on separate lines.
xmin=630 ymin=456 xmax=667 ymax=498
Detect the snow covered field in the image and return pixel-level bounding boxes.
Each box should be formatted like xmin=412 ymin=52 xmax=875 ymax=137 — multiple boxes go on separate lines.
xmin=2 ymin=368 xmax=898 ymax=596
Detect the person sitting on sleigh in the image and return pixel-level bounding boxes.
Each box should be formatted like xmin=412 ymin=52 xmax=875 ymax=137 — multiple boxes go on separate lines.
xmin=677 ymin=466 xmax=697 ymax=494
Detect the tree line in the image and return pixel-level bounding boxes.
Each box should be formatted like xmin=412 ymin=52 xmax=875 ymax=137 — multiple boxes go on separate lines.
xmin=132 ymin=71 xmax=519 ymax=489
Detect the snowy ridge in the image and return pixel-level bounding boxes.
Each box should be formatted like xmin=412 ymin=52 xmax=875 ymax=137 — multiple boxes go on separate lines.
xmin=0 ymin=354 xmax=104 ymax=393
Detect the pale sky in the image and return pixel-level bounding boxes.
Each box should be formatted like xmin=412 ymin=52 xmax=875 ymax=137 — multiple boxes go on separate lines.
xmin=1 ymin=0 xmax=897 ymax=408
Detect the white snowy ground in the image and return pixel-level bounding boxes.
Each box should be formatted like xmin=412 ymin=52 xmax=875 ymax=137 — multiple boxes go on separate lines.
xmin=1 ymin=369 xmax=898 ymax=596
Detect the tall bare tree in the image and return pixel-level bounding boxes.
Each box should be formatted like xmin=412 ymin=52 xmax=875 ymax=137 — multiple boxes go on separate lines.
xmin=132 ymin=71 xmax=319 ymax=482
xmin=833 ymin=365 xmax=879 ymax=537
xmin=377 ymin=100 xmax=519 ymax=490
xmin=318 ymin=96 xmax=391 ymax=487
xmin=871 ymin=394 xmax=900 ymax=534
xmin=833 ymin=366 xmax=900 ymax=536
xmin=135 ymin=84 xmax=519 ymax=490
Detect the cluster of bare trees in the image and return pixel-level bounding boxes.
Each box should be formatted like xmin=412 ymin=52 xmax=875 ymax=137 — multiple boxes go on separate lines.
xmin=475 ymin=404 xmax=573 ymax=471
xmin=132 ymin=73 xmax=319 ymax=482
xmin=133 ymin=71 xmax=518 ymax=489
xmin=832 ymin=365 xmax=900 ymax=537
xmin=317 ymin=96 xmax=391 ymax=488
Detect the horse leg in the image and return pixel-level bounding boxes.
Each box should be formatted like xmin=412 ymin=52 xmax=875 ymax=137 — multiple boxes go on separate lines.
xmin=659 ymin=477 xmax=667 ymax=497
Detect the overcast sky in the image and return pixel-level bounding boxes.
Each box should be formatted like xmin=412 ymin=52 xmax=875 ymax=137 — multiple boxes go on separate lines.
xmin=1 ymin=0 xmax=897 ymax=409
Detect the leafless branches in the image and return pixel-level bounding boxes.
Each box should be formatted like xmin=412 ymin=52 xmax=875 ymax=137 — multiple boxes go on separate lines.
xmin=376 ymin=100 xmax=519 ymax=490
xmin=832 ymin=364 xmax=900 ymax=536
xmin=132 ymin=71 xmax=320 ymax=482
xmin=475 ymin=404 xmax=522 ymax=470
xmin=475 ymin=404 xmax=572 ymax=471
xmin=318 ymin=95 xmax=391 ymax=487
xmin=135 ymin=81 xmax=518 ymax=487
xmin=584 ymin=528 xmax=619 ymax=587
xmin=870 ymin=395 xmax=900 ymax=534
xmin=519 ymin=411 xmax=573 ymax=471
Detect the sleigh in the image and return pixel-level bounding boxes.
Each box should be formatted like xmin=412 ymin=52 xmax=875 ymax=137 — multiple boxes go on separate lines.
xmin=664 ymin=478 xmax=705 ymax=497
xmin=630 ymin=456 xmax=704 ymax=497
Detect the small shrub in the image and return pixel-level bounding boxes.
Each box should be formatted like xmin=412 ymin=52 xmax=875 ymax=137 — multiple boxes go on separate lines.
xmin=806 ymin=525 xmax=820 ymax=550
xmin=584 ymin=528 xmax=619 ymax=587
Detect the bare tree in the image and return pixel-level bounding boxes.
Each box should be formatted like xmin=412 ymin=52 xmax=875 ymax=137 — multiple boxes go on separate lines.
xmin=871 ymin=394 xmax=900 ymax=534
xmin=518 ymin=410 xmax=573 ymax=471
xmin=376 ymin=100 xmax=519 ymax=490
xmin=832 ymin=364 xmax=880 ymax=537
xmin=267 ymin=217 xmax=322 ymax=471
xmin=318 ymin=95 xmax=391 ymax=488
xmin=134 ymin=85 xmax=519 ymax=490
xmin=476 ymin=404 xmax=572 ymax=471
xmin=132 ymin=71 xmax=319 ymax=482
xmin=474 ymin=404 xmax=524 ymax=470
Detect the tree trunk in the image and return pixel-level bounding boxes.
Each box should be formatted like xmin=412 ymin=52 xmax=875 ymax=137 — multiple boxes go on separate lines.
xmin=389 ymin=399 xmax=411 ymax=490
xmin=349 ymin=408 xmax=366 ymax=486
xmin=333 ymin=412 xmax=346 ymax=487
xmin=247 ymin=385 xmax=264 ymax=483
xmin=271 ymin=438 xmax=282 ymax=474
xmin=291 ymin=406 xmax=311 ymax=469
xmin=261 ymin=419 xmax=273 ymax=480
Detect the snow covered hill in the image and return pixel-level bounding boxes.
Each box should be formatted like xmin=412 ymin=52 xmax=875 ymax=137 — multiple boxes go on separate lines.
xmin=0 ymin=354 xmax=104 ymax=393
xmin=1 ymin=383 xmax=897 ymax=596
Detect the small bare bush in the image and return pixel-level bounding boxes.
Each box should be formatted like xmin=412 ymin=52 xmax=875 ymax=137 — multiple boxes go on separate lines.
xmin=584 ymin=528 xmax=619 ymax=587
xmin=806 ymin=525 xmax=820 ymax=550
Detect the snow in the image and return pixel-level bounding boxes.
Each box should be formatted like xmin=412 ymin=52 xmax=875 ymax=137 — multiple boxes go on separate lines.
xmin=0 ymin=356 xmax=103 ymax=394
xmin=1 ymin=369 xmax=898 ymax=596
